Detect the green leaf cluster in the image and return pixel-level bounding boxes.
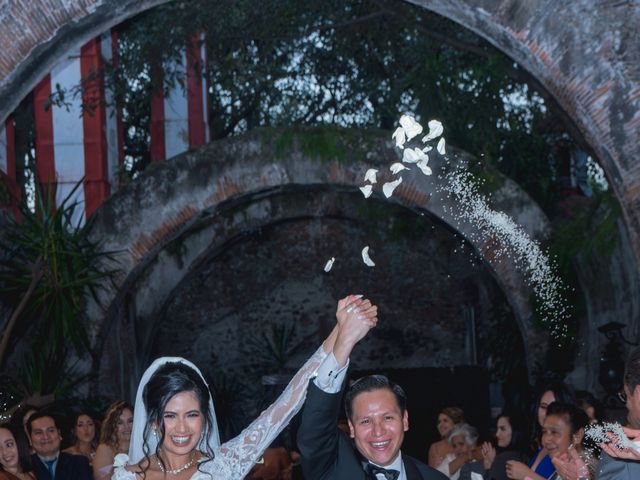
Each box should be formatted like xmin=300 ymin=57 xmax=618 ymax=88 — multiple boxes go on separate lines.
xmin=0 ymin=182 xmax=119 ymax=396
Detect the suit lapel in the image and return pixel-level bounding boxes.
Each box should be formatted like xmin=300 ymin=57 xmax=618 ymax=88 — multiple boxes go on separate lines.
xmin=55 ymin=453 xmax=66 ymax=478
xmin=403 ymin=455 xmax=423 ymax=480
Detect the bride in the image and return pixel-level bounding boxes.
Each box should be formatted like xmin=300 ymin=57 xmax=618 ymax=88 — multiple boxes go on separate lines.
xmin=112 ymin=294 xmax=377 ymax=479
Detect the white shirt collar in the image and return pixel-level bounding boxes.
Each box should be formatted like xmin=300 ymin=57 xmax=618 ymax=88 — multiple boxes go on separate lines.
xmin=370 ymin=451 xmax=405 ymax=479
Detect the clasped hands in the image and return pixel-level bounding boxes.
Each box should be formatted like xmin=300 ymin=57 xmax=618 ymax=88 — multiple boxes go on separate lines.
xmin=336 ymin=294 xmax=378 ymax=342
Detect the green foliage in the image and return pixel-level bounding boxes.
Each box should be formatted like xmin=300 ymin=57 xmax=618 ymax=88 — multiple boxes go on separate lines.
xmin=245 ymin=322 xmax=299 ymax=372
xmin=79 ymin=0 xmax=553 ymax=206
xmin=549 ymin=190 xmax=621 ymax=277
xmin=0 ymin=182 xmax=118 ymax=395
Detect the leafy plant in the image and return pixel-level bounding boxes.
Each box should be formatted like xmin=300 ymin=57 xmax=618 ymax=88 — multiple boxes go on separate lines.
xmin=0 ymin=180 xmax=119 ymax=395
xmin=245 ymin=322 xmax=299 ymax=373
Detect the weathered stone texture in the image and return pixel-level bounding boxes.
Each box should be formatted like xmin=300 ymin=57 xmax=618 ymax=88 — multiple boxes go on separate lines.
xmin=85 ymin=128 xmax=549 ymax=399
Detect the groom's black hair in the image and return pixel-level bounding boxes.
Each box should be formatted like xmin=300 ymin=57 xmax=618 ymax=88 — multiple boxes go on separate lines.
xmin=345 ymin=374 xmax=407 ymax=420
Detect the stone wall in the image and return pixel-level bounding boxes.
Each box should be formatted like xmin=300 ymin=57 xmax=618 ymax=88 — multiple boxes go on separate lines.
xmin=85 ymin=127 xmax=549 ymax=400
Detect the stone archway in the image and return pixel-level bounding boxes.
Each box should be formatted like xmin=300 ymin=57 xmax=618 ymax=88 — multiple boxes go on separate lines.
xmin=85 ymin=127 xmax=549 ymax=398
xmin=1 ymin=0 xmax=639 ymax=264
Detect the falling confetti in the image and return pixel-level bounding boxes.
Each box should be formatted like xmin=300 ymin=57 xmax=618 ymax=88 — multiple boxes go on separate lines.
xmin=399 ymin=114 xmax=423 ymax=141
xmin=382 ymin=177 xmax=403 ymax=198
xmin=586 ymin=422 xmax=640 ymax=451
xmin=323 ymin=257 xmax=335 ymax=272
xmin=392 ymin=127 xmax=406 ymax=148
xmin=361 ymin=246 xmax=376 ymax=267
xmin=422 ymin=119 xmax=443 ymax=143
xmin=402 ymin=147 xmax=428 ymax=164
xmin=390 ymin=163 xmax=409 ymax=174
xmin=364 ymin=168 xmax=378 ymax=184
xmin=416 ymin=159 xmax=432 ymax=176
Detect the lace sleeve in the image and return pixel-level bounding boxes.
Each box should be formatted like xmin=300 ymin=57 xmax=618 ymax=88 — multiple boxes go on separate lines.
xmin=212 ymin=345 xmax=327 ymax=478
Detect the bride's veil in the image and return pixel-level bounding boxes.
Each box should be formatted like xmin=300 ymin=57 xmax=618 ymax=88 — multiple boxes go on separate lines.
xmin=128 ymin=356 xmax=221 ymax=464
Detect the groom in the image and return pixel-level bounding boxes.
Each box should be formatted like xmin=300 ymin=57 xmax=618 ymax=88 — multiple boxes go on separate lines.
xmin=297 ymin=299 xmax=447 ymax=480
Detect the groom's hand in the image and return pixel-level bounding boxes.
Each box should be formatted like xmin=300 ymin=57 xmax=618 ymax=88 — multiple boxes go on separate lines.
xmin=333 ymin=295 xmax=378 ymax=367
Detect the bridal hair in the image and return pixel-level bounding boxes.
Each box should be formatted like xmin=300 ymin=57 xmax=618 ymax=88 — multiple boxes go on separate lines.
xmin=141 ymin=361 xmax=216 ymax=474
xmin=345 ymin=374 xmax=407 ymax=420
xmin=100 ymin=401 xmax=133 ymax=450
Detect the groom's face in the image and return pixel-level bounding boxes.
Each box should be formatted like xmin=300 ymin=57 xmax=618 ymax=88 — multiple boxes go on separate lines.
xmin=348 ymin=388 xmax=409 ymax=466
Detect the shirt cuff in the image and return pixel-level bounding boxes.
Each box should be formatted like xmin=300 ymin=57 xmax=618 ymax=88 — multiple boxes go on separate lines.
xmin=313 ymin=352 xmax=349 ymax=393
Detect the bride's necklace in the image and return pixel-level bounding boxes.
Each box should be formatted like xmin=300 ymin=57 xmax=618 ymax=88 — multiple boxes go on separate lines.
xmin=156 ymin=452 xmax=196 ymax=476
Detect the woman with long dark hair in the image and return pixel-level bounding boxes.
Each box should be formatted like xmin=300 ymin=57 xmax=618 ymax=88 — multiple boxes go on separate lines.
xmin=0 ymin=423 xmax=34 ymax=480
xmin=481 ymin=410 xmax=529 ymax=480
xmin=62 ymin=411 xmax=98 ymax=464
xmin=112 ymin=295 xmax=377 ymax=480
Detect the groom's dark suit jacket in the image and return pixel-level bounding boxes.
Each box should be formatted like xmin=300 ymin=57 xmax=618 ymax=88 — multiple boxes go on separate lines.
xmin=298 ymin=381 xmax=448 ymax=480
xmin=31 ymin=451 xmax=92 ymax=480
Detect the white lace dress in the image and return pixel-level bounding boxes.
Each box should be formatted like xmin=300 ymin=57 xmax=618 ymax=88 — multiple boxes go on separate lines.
xmin=112 ymin=346 xmax=326 ymax=480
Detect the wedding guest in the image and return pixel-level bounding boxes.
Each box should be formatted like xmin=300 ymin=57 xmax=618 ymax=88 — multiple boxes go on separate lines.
xmin=429 ymin=407 xmax=466 ymax=468
xmin=93 ymin=402 xmax=132 ymax=480
xmin=481 ymin=410 xmax=529 ymax=480
xmin=62 ymin=412 xmax=97 ymax=464
xmin=505 ymin=402 xmax=588 ymax=480
xmin=575 ymin=391 xmax=604 ymax=425
xmin=594 ymin=345 xmax=640 ymax=479
xmin=0 ymin=423 xmax=35 ymax=479
xmin=27 ymin=411 xmax=92 ymax=480
xmin=437 ymin=423 xmax=482 ymax=480
xmin=9 ymin=406 xmax=37 ymax=451
xmin=526 ymin=384 xmax=577 ymax=478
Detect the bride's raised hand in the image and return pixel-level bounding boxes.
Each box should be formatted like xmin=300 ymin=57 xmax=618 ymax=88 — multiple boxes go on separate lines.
xmin=336 ymin=295 xmax=365 ymax=326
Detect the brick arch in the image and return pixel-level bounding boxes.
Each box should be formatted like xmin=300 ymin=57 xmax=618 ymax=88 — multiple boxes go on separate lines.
xmin=85 ymin=128 xmax=549 ymax=398
xmin=1 ymin=0 xmax=638 ymax=265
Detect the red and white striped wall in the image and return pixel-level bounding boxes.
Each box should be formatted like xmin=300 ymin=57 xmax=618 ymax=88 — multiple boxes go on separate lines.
xmin=150 ymin=34 xmax=209 ymax=162
xmin=32 ymin=31 xmax=123 ymax=224
xmin=0 ymin=115 xmax=20 ymax=214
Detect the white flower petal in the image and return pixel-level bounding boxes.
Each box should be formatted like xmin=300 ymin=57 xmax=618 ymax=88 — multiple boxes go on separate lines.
xmin=403 ymin=147 xmax=427 ymax=164
xmin=113 ymin=454 xmax=129 ymax=468
xmin=359 ymin=185 xmax=373 ymax=198
xmin=392 ymin=127 xmax=406 ymax=147
xmin=389 ymin=162 xmax=409 ymax=174
xmin=361 ymin=246 xmax=376 ymax=267
xmin=422 ymin=120 xmax=444 ymax=142
xmin=324 ymin=257 xmax=335 ymax=272
xmin=437 ymin=137 xmax=446 ymax=155
xmin=422 ymin=145 xmax=432 ymax=153
xmin=417 ymin=159 xmax=433 ymax=176
xmin=382 ymin=177 xmax=403 ymax=198
xmin=364 ymin=168 xmax=378 ymax=184
xmin=399 ymin=114 xmax=423 ymax=141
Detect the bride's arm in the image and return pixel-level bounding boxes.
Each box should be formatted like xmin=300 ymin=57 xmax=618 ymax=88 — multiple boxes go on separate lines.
xmin=216 ymin=295 xmax=377 ymax=478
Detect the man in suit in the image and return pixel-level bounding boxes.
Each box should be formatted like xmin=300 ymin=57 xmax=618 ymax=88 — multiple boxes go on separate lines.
xmin=592 ymin=346 xmax=640 ymax=479
xmin=297 ymin=298 xmax=447 ymax=480
xmin=553 ymin=346 xmax=640 ymax=479
xmin=28 ymin=411 xmax=92 ymax=480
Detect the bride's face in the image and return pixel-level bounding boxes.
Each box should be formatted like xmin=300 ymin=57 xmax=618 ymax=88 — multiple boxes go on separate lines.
xmin=161 ymin=391 xmax=203 ymax=456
